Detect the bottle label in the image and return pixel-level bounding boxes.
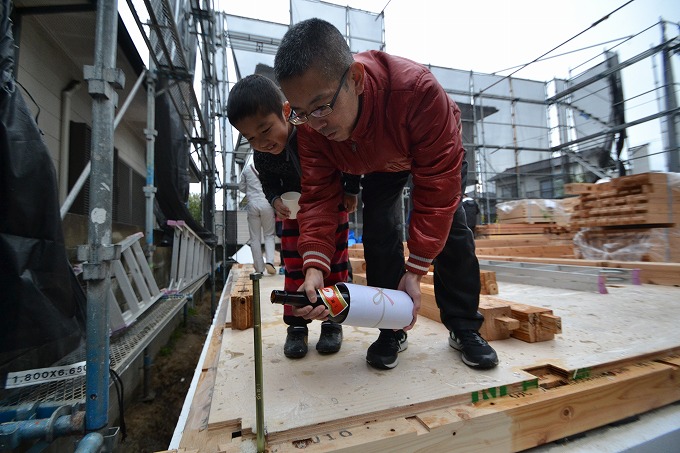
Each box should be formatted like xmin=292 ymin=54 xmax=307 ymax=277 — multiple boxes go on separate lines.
xmin=318 ymin=286 xmax=349 ymax=317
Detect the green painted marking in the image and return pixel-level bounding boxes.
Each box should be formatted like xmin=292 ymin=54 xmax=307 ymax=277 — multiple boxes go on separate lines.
xmin=472 ymin=385 xmax=509 ymax=403
xmin=522 ymin=379 xmax=539 ymax=391
xmin=572 ymin=368 xmax=591 ymax=380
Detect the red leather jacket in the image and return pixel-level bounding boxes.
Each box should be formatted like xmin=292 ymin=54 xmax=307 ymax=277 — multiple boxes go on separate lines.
xmin=296 ymin=50 xmax=464 ymax=276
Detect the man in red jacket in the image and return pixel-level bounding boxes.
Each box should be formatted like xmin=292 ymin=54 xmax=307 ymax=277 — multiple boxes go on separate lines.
xmin=274 ymin=18 xmax=498 ymax=371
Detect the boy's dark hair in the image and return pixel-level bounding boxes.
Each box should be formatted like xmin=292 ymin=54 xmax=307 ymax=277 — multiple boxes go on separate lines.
xmin=274 ymin=18 xmax=353 ymax=83
xmin=226 ymin=74 xmax=285 ymax=126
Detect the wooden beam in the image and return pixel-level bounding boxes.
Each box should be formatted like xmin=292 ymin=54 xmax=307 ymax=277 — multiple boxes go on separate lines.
xmin=476 ymin=255 xmax=680 ymax=286
xmin=222 ymin=353 xmax=680 ymax=452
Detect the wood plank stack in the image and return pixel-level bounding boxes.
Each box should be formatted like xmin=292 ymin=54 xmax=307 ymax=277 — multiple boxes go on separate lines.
xmin=476 ymin=223 xmax=549 ymax=237
xmin=229 ymin=264 xmax=254 ymax=330
xmin=569 ymin=172 xmax=678 ymax=228
xmin=349 ymin=257 xmax=499 ymax=295
xmin=475 ymin=244 xmax=574 ymax=258
xmin=420 ymin=286 xmax=562 ymax=343
xmin=567 ymin=172 xmax=680 ymax=263
xmin=496 ymin=199 xmax=560 ymax=224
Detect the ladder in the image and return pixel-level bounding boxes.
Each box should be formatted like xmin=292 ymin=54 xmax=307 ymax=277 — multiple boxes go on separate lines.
xmin=108 ymin=232 xmax=163 ymax=333
xmin=167 ymin=220 xmax=212 ymax=293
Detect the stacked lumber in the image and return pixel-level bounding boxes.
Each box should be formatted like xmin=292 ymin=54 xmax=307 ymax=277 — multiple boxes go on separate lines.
xmin=569 ymin=172 xmax=679 ymax=228
xmin=348 ymin=257 xmax=499 ymax=295
xmin=476 ymin=223 xmax=549 ymax=237
xmin=475 ymin=243 xmax=574 ymax=258
xmin=229 ymin=264 xmax=254 ymax=330
xmin=568 ymin=172 xmax=680 ymax=263
xmin=496 ymin=199 xmax=560 ymax=224
xmin=416 ymin=269 xmax=498 ymax=294
xmin=420 ymin=285 xmax=561 ymax=343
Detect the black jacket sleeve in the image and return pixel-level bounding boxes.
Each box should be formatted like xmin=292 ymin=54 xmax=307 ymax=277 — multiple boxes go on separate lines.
xmin=253 ymin=152 xmax=283 ymax=205
xmin=341 ymin=173 xmax=361 ymax=196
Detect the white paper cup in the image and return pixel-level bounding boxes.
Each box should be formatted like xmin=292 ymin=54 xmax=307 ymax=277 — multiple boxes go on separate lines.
xmin=281 ymin=191 xmax=301 ymax=219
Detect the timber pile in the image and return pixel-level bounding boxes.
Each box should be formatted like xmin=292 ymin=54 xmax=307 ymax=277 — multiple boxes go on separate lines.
xmin=476 ymin=222 xmax=549 ymax=237
xmin=349 ymin=249 xmax=561 ymax=344
xmin=475 ymin=222 xmax=576 ymax=244
xmin=419 ymin=285 xmax=561 ymax=343
xmin=567 ymin=172 xmax=680 ymax=263
xmin=495 ymin=198 xmax=577 ymax=225
xmin=568 ymin=172 xmax=679 ymax=228
xmin=349 ymin=256 xmax=499 ymax=295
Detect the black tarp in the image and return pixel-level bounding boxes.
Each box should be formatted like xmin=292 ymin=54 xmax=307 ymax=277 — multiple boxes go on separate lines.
xmin=0 ymin=1 xmax=85 ymax=387
xmin=154 ymin=77 xmax=215 ymax=245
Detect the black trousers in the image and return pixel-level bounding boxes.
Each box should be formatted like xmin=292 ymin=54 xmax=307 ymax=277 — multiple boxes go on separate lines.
xmin=361 ymin=162 xmax=484 ymax=333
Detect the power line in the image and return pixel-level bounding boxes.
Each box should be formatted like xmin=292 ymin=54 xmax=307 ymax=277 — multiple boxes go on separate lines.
xmin=569 ymin=20 xmax=659 ymax=75
xmin=491 ymin=36 xmax=633 ymax=75
xmin=479 ymin=0 xmax=636 ymax=95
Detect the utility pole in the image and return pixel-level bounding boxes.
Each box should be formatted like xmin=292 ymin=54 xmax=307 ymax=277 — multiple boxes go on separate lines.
xmin=661 ymin=19 xmax=680 ymax=172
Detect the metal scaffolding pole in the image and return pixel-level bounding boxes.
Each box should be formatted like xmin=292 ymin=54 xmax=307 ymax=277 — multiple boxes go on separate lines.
xmin=144 ymin=63 xmax=157 ymax=263
xmin=81 ymin=0 xmax=124 ymax=432
xmin=661 ymin=20 xmax=680 ymax=172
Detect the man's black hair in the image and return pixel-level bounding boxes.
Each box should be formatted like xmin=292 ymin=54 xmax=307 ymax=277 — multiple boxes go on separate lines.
xmin=274 ymin=18 xmax=354 ymax=83
xmin=226 ymin=74 xmax=285 ymax=126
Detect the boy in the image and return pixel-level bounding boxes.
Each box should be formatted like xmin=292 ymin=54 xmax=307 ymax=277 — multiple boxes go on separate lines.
xmin=274 ymin=18 xmax=498 ymax=370
xmin=226 ymin=74 xmax=360 ymax=359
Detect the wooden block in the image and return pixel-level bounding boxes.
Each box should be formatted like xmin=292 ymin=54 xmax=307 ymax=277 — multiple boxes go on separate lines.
xmin=478 ymin=298 xmax=518 ymax=341
xmin=230 ymin=294 xmax=253 ymax=330
xmin=479 ymin=270 xmax=498 ymax=295
xmin=539 ymin=313 xmax=562 ymax=334
xmin=348 ymin=248 xmax=365 ymax=259
xmin=419 ymin=271 xmax=498 ymax=294
xmin=497 ymin=316 xmax=520 ymax=331
xmin=505 ymin=300 xmax=562 ymax=342
xmin=352 ymin=272 xmax=368 ymax=285
xmin=349 ymin=257 xmax=367 ymax=272
xmin=418 ymin=285 xmax=441 ymax=324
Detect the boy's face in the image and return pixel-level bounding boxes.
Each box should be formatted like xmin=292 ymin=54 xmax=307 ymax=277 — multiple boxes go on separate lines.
xmin=234 ymin=106 xmax=290 ymax=155
xmin=280 ymin=63 xmax=363 ymax=143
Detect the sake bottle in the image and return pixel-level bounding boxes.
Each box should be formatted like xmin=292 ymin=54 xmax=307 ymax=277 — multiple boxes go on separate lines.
xmin=271 ymin=282 xmax=413 ymax=329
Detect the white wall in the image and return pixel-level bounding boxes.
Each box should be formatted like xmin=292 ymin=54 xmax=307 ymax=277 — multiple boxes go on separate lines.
xmin=16 ymin=16 xmax=146 ymax=193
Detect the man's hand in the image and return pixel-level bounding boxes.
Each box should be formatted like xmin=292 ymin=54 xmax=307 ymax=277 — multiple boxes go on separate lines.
xmin=291 ymin=267 xmax=329 ymax=320
xmin=398 ymin=271 xmax=422 ymax=331
xmin=273 ymin=197 xmax=291 ymax=219
xmin=343 ymin=194 xmax=358 ymax=213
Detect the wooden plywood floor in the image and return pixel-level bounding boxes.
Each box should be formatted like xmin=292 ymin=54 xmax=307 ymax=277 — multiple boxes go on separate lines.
xmin=206 ymin=274 xmax=680 ymax=444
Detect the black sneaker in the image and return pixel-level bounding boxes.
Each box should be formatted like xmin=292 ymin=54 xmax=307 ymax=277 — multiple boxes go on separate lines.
xmin=449 ymin=330 xmax=498 ymax=369
xmin=265 ymin=263 xmax=276 ymax=275
xmin=284 ymin=326 xmax=308 ymax=359
xmin=316 ymin=321 xmax=343 ymax=354
xmin=366 ymin=329 xmax=408 ymax=370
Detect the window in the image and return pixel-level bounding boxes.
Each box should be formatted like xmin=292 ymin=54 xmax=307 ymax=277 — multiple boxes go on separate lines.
xmin=68 ymin=122 xmax=144 ymax=227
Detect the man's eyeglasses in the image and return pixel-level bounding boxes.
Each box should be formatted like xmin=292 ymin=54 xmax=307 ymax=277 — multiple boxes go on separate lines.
xmin=288 ymin=67 xmax=350 ymax=126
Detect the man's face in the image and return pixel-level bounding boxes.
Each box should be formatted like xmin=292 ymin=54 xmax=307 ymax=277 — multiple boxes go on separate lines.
xmin=233 ymin=107 xmax=290 ymax=155
xmin=280 ymin=64 xmax=362 ymax=142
